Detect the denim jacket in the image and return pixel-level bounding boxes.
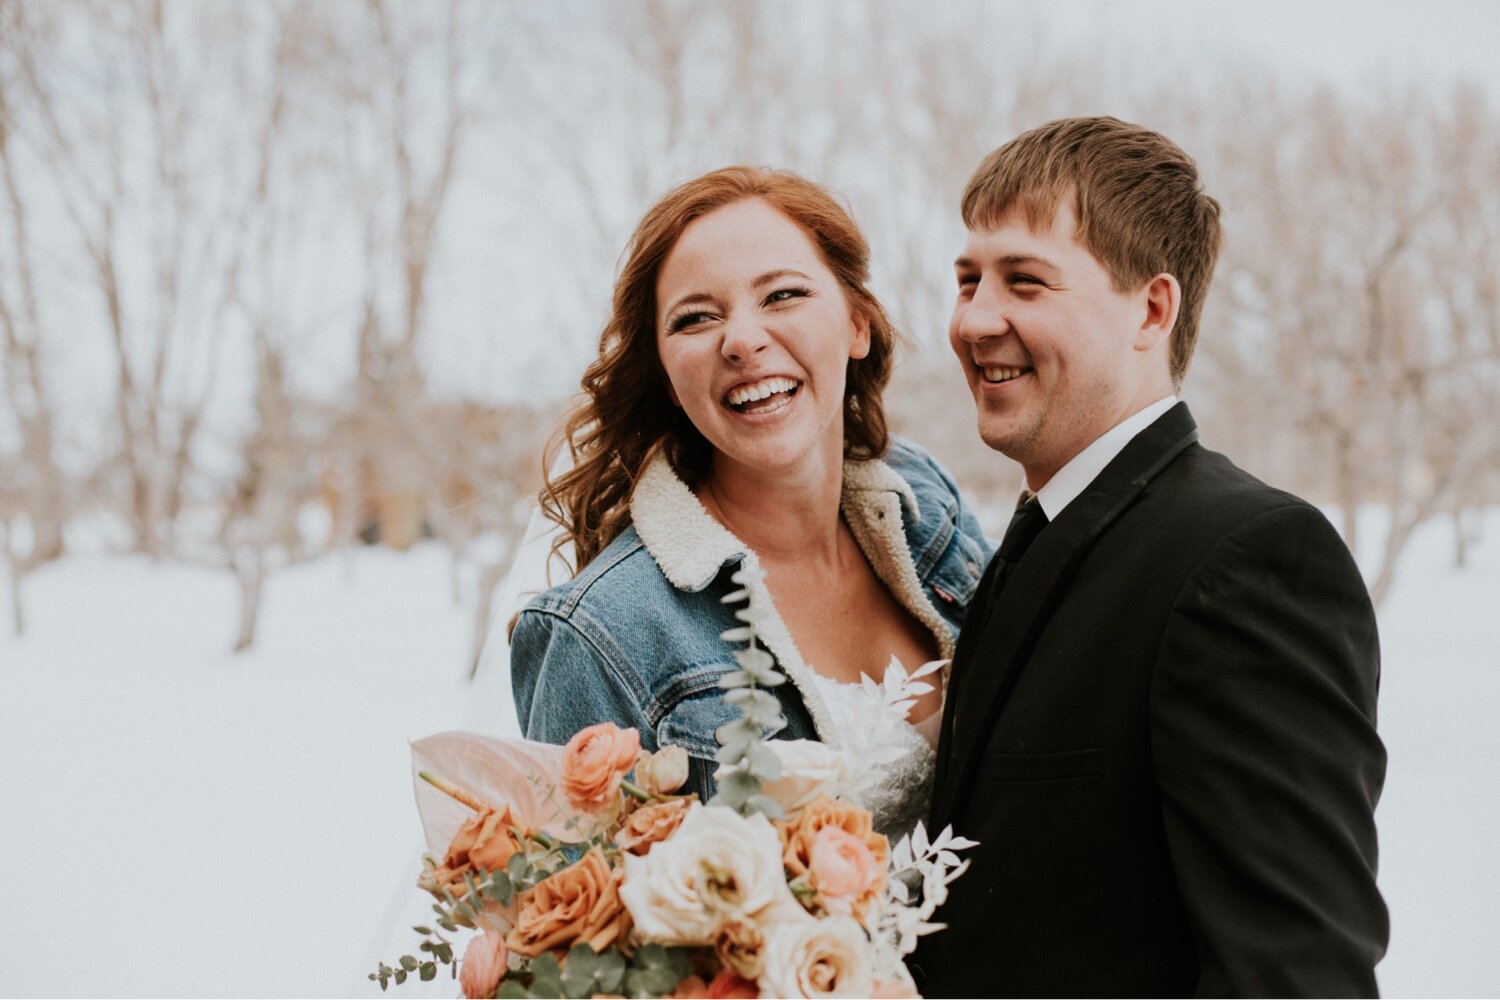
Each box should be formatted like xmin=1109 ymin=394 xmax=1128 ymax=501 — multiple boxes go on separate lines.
xmin=509 ymin=438 xmax=992 ymax=797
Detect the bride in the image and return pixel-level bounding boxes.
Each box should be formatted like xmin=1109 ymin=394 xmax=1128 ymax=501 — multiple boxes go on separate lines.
xmin=508 ymin=166 xmax=991 ymax=840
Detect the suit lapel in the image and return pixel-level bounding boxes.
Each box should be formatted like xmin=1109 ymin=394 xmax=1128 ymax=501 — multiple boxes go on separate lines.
xmin=932 ymin=403 xmax=1201 ymax=828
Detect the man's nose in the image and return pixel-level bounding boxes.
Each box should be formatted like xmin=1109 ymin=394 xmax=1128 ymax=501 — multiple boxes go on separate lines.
xmin=954 ymin=279 xmax=1012 ymax=344
xmin=721 ymin=312 xmax=771 ymax=362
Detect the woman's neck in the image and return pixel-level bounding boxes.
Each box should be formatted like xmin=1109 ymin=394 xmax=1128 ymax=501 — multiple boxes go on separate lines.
xmin=696 ymin=449 xmax=847 ymax=566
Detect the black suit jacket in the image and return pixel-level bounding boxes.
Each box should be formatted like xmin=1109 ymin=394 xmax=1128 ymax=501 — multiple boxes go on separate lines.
xmin=914 ymin=404 xmax=1388 ymax=998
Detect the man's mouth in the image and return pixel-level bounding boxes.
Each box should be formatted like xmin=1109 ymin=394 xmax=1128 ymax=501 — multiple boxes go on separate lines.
xmin=981 ymin=365 xmax=1029 ymax=384
xmin=725 ymin=376 xmax=802 ymax=413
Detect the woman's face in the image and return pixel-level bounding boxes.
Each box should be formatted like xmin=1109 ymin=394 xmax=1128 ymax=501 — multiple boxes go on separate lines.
xmin=654 ymin=198 xmax=871 ymax=480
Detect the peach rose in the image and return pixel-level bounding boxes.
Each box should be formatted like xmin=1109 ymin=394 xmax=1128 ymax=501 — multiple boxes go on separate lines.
xmin=505 ymin=847 xmax=631 ymax=957
xmin=615 ymin=795 xmax=694 ymax=855
xmin=560 ymin=722 xmax=641 ymax=814
xmin=779 ymin=796 xmax=888 ymax=921
xmin=714 ymin=917 xmax=766 ymax=980
xmin=808 ymin=826 xmax=883 ymax=916
xmin=459 ymin=930 xmax=507 ymax=999
xmin=431 ymin=805 xmax=527 ymax=901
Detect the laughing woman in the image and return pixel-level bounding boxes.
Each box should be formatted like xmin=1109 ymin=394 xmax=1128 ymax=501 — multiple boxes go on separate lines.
xmin=509 ymin=167 xmax=990 ymax=838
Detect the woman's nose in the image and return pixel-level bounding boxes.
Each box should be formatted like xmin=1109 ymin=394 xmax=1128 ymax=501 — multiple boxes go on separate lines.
xmin=720 ymin=313 xmax=771 ymax=362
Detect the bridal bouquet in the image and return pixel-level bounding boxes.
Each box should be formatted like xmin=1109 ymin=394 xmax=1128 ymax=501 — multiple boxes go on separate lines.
xmin=372 ymin=566 xmax=974 ymax=998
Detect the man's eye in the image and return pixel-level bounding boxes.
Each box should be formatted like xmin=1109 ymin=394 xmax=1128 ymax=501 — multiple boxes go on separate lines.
xmin=956 ymin=274 xmax=978 ymax=291
xmin=1011 ymin=274 xmax=1044 ymax=287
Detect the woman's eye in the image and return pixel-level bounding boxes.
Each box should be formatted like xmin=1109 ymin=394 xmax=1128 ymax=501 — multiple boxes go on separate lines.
xmin=1011 ymin=273 xmax=1044 ymax=287
xmin=765 ymin=286 xmax=810 ymax=306
xmin=668 ymin=311 xmax=713 ymax=333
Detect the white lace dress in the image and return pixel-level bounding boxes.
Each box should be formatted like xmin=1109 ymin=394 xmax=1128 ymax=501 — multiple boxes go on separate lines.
xmin=809 ymin=659 xmax=945 ymax=843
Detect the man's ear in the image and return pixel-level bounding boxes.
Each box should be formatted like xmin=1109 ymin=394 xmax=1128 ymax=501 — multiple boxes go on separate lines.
xmin=1136 ymin=273 xmax=1181 ymax=352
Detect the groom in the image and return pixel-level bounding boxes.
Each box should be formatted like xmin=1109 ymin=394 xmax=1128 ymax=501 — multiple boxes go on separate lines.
xmin=916 ymin=118 xmax=1388 ymax=997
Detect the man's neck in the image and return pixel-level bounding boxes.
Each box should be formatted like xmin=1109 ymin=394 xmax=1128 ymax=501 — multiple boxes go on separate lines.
xmin=1030 ymin=395 xmax=1179 ymax=519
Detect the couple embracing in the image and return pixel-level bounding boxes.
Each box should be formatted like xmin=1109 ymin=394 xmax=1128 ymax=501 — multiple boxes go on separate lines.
xmin=510 ymin=117 xmax=1388 ymax=997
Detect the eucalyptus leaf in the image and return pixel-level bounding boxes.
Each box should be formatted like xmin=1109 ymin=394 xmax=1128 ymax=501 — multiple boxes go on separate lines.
xmin=744 ymin=741 xmax=783 ymax=780
xmin=419 ymin=962 xmax=437 ymax=982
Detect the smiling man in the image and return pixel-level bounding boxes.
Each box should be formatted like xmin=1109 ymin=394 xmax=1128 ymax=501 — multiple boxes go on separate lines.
xmin=916 ymin=118 xmax=1389 ymax=997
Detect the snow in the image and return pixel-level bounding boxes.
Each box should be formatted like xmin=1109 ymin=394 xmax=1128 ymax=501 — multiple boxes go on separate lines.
xmin=1 ymin=511 xmax=1497 ymax=997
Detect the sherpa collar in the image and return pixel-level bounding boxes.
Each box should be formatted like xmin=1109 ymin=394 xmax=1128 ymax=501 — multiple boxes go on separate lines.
xmin=629 ymin=451 xmax=921 ymax=593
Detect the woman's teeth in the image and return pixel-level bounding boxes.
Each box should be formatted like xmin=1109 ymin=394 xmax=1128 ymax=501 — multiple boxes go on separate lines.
xmin=726 ymin=377 xmax=801 ymax=412
xmin=982 ymin=366 xmax=1027 ymax=383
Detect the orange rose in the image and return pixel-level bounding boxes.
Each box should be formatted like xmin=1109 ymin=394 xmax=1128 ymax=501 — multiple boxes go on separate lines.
xmin=615 ymin=795 xmax=694 ymax=855
xmin=705 ymin=968 xmax=759 ymax=999
xmin=505 ymin=847 xmax=632 ymax=957
xmin=778 ymin=796 xmax=888 ymax=920
xmin=560 ymin=723 xmax=641 ymax=814
xmin=432 ymin=805 xmax=526 ymax=899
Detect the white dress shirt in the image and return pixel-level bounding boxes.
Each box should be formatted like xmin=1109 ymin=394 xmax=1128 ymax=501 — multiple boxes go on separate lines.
xmin=1034 ymin=396 xmax=1179 ymax=520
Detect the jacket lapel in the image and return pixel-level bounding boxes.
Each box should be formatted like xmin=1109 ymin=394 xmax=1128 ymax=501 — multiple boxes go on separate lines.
xmin=932 ymin=403 xmax=1201 ymax=828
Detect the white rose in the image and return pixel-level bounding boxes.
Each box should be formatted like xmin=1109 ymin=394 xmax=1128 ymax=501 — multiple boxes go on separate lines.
xmin=758 ymin=915 xmax=875 ymax=999
xmin=619 ymin=803 xmax=795 ymax=945
xmin=716 ymin=739 xmax=848 ymax=815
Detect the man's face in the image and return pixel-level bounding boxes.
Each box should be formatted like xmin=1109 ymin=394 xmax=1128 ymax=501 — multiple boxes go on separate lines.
xmin=949 ymin=200 xmax=1165 ymax=488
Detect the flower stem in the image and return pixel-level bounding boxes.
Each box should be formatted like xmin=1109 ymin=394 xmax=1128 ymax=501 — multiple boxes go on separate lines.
xmin=620 ymin=778 xmax=651 ymax=803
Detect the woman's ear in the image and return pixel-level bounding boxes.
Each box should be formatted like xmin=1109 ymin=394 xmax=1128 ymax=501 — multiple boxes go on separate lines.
xmin=848 ymin=309 xmax=872 ymax=361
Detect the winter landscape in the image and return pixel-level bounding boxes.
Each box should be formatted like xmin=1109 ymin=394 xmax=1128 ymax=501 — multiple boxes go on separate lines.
xmin=3 ymin=1 xmax=1498 ymax=996
xmin=1 ymin=508 xmax=1497 ymax=997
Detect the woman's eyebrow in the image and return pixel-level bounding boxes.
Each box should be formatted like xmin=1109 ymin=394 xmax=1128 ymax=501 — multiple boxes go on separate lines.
xmin=751 ymin=268 xmax=813 ymax=288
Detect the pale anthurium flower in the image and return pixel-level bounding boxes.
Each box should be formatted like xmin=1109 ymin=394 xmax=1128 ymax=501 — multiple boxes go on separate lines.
xmin=619 ymin=803 xmax=796 ymax=944
xmin=636 ymin=744 xmax=690 ymax=796
xmin=458 ymin=930 xmax=507 ymax=999
xmin=758 ymin=914 xmax=875 ymax=999
xmin=714 ymin=739 xmax=848 ymax=815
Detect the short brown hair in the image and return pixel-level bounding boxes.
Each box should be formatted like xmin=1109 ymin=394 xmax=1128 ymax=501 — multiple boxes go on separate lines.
xmin=962 ymin=116 xmax=1222 ymax=386
xmin=543 ymin=166 xmax=901 ymax=569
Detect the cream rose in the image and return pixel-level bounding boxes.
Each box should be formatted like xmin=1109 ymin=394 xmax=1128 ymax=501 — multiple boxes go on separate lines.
xmin=713 ymin=739 xmax=847 ymax=815
xmin=619 ymin=803 xmax=795 ymax=944
xmin=758 ymin=915 xmax=875 ymax=998
xmin=636 ymin=745 xmax=691 ymax=796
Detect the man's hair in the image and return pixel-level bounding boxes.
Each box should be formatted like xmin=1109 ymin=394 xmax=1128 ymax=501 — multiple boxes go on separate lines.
xmin=962 ymin=116 xmax=1222 ymax=387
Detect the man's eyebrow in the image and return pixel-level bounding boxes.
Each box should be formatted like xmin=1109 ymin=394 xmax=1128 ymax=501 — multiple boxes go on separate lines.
xmin=955 ymin=253 xmax=1060 ymax=270
xmin=751 ymin=268 xmax=812 ymax=288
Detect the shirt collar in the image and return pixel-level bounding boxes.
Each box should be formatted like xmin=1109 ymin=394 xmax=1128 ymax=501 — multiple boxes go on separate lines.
xmin=1034 ymin=395 xmax=1178 ymax=520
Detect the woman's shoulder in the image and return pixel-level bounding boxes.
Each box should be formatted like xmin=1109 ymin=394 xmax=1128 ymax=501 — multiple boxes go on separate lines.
xmin=518 ymin=524 xmax=669 ymax=621
xmin=877 ymin=437 xmax=970 ymax=520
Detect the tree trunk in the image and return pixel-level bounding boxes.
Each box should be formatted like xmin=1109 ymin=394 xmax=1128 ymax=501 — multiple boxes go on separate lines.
xmin=232 ymin=555 xmax=264 ymax=653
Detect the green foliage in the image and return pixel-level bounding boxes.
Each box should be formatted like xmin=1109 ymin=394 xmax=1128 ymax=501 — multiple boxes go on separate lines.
xmin=708 ymin=563 xmax=790 ymax=820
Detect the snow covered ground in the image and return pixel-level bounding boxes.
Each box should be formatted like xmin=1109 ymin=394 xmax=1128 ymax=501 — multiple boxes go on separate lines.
xmin=1 ymin=511 xmax=1496 ymax=997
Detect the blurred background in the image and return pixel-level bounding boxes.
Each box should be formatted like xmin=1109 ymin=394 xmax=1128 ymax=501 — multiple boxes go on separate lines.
xmin=1 ymin=1 xmax=1496 ymax=996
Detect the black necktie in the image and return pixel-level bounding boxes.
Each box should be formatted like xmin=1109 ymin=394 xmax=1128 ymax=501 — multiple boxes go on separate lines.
xmin=987 ymin=492 xmax=1048 ymax=612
